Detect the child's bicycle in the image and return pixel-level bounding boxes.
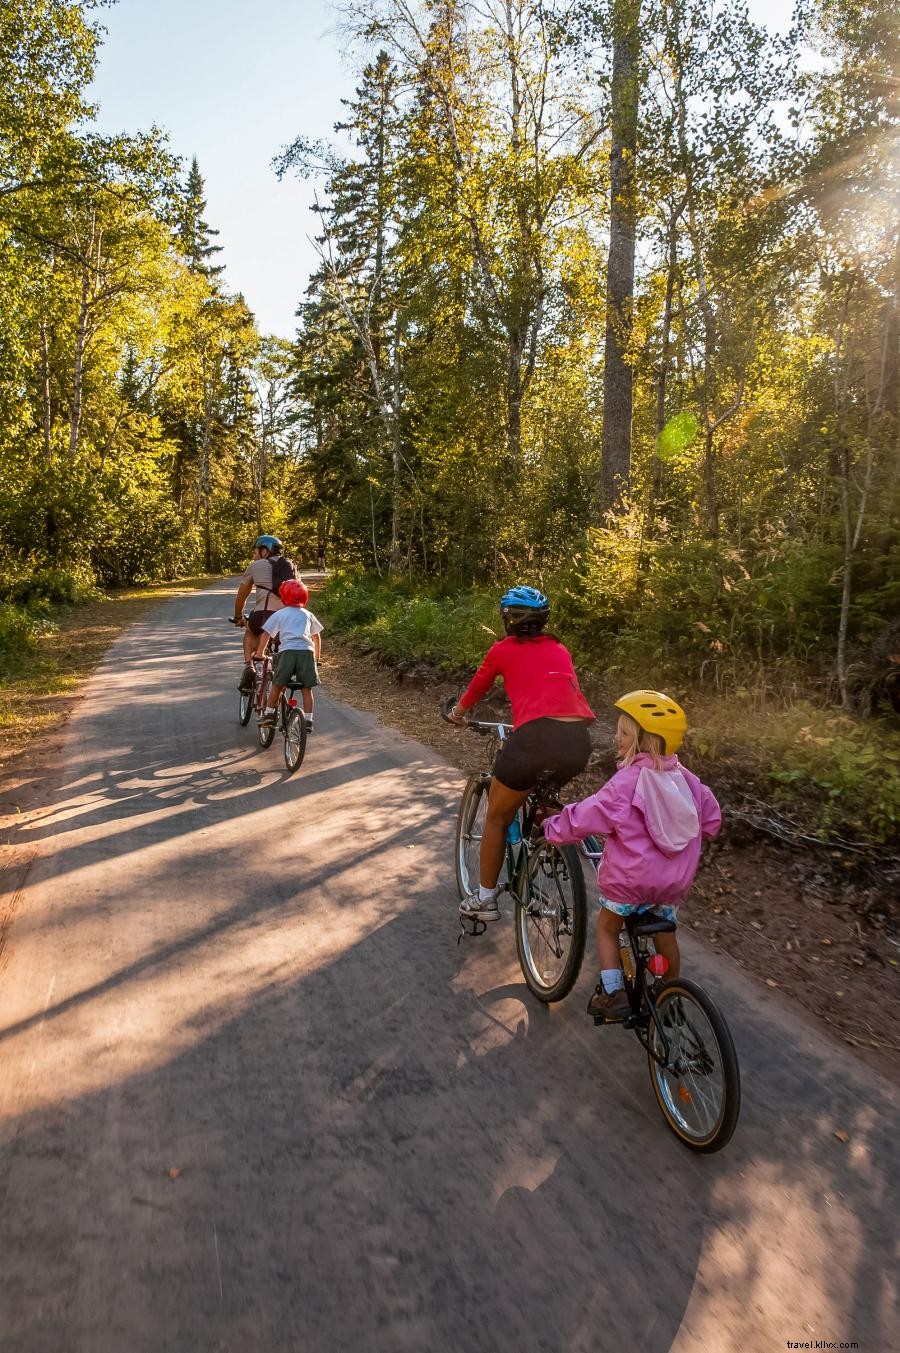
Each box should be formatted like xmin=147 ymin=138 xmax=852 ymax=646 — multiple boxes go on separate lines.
xmin=230 ymin=626 xmax=308 ymax=775
xmin=256 ymin=664 xmax=309 ymax=774
xmin=601 ymin=908 xmax=741 ymax=1152
xmin=442 ymin=698 xmax=588 ymax=1002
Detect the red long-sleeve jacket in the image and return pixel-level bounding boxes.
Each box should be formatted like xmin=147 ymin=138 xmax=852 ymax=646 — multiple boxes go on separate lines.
xmin=458 ymin=635 xmax=595 ymax=729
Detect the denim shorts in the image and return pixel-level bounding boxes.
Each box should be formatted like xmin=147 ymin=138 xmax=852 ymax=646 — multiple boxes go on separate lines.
xmin=599 ymin=895 xmax=678 ymax=924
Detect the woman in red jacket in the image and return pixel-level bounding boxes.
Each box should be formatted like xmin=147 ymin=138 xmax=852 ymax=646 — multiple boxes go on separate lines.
xmin=448 ymin=586 xmax=595 ymax=924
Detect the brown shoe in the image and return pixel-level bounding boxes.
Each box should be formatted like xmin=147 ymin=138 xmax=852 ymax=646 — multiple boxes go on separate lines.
xmin=587 ymin=986 xmax=630 ymax=1022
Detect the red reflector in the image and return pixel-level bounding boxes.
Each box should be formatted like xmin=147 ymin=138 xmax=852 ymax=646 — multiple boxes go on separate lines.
xmin=648 ymin=955 xmax=669 ymax=977
xmin=288 ymin=698 xmax=298 ymax=707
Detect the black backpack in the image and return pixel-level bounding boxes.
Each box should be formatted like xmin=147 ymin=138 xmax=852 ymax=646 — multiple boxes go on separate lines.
xmin=266 ymin=554 xmax=299 ymax=603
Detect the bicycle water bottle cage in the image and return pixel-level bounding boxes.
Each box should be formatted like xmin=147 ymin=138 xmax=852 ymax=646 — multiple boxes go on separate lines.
xmin=458 ymin=914 xmax=488 ymax=943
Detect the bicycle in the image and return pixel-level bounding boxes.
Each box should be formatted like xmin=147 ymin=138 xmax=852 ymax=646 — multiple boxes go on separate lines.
xmin=592 ymin=905 xmax=741 ymax=1153
xmin=230 ymin=625 xmax=308 ymax=774
xmin=256 ymin=662 xmax=309 ymax=774
xmin=443 ymin=698 xmax=590 ymax=1003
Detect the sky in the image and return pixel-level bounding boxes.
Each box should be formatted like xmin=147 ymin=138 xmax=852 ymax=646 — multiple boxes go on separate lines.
xmin=88 ymin=0 xmax=791 ymax=341
xmin=88 ymin=0 xmax=354 ymax=339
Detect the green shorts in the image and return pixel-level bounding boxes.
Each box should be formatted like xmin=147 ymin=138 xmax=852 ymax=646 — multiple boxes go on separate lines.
xmin=272 ymin=648 xmax=319 ymax=688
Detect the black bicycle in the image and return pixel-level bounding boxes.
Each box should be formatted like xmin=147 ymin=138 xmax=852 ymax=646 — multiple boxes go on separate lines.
xmin=257 ymin=667 xmax=309 ymax=774
xmin=604 ymin=910 xmax=741 ymax=1152
xmin=443 ymin=699 xmax=588 ymax=1003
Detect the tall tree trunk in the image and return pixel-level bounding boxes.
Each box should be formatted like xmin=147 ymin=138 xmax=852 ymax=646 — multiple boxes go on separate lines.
xmin=39 ymin=322 xmax=52 ymax=462
xmin=650 ymin=202 xmax=680 ymax=516
xmin=703 ymin=427 xmax=719 ymax=540
xmin=507 ymin=334 xmax=525 ymax=468
xmin=601 ymin=0 xmax=642 ymax=511
xmin=389 ymin=323 xmax=403 ymax=572
xmin=200 ymin=364 xmax=215 ymax=572
xmin=68 ymin=264 xmax=90 ymax=462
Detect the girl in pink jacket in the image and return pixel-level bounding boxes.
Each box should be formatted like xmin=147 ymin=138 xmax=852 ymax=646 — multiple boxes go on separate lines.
xmin=543 ymin=690 xmax=721 ymax=1022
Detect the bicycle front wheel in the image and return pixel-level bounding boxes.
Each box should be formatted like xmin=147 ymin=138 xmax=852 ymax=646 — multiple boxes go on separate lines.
xmin=283 ymin=708 xmax=308 ymax=774
xmin=455 ymin=774 xmax=491 ymax=899
xmin=647 ymin=978 xmax=741 ymax=1153
xmin=514 ymin=841 xmax=587 ymax=1003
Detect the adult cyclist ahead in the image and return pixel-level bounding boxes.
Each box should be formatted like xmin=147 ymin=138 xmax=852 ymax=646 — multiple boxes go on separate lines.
xmin=233 ymin=534 xmax=286 ymax=692
xmin=447 ymin=586 xmax=595 ymax=923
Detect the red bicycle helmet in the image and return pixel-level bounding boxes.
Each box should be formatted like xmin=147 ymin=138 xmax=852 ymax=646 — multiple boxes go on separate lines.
xmin=279 ymin=579 xmax=308 ymax=606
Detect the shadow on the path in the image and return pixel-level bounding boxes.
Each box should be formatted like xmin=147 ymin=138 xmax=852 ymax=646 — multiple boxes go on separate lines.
xmin=1 ymin=896 xmax=897 ymax=1353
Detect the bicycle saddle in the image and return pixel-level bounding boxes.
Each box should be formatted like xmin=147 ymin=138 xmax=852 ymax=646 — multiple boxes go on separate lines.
xmin=629 ymin=914 xmax=677 ymax=937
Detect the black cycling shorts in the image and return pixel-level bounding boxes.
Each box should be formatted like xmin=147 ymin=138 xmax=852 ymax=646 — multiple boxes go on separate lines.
xmin=247 ymin=608 xmax=276 ymax=636
xmin=493 ymin=718 xmax=592 ymax=792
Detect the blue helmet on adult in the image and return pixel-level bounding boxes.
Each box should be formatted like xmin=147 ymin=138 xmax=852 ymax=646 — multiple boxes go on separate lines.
xmin=254 ymin=534 xmax=282 ymax=555
xmin=499 ymin=585 xmax=550 ymax=635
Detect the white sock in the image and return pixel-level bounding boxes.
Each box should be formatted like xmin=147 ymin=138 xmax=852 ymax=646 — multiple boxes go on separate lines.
xmin=305 ymin=711 xmax=314 ymax=722
xmin=601 ymin=968 xmax=624 ymax=993
xmin=264 ymin=706 xmax=275 ymax=716
xmin=478 ymin=885 xmax=499 ymax=904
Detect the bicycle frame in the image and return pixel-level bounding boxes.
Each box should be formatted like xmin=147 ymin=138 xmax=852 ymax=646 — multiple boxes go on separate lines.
xmin=465 ymin=716 xmax=601 ymax=862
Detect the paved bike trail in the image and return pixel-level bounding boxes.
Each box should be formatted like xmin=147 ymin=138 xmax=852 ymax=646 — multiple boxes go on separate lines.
xmin=0 ymin=580 xmax=896 ymax=1353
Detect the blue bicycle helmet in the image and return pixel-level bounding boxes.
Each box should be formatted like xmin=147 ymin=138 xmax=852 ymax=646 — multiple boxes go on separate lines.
xmin=254 ymin=534 xmax=282 ymax=555
xmin=500 ymin=585 xmax=550 ymax=635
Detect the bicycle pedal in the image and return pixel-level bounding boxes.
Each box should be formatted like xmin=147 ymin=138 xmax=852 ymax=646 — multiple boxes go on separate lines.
xmin=457 ymin=916 xmax=488 ymax=943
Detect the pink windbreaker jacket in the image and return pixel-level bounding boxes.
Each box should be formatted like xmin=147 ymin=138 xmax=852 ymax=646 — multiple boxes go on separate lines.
xmin=543 ymin=753 xmax=722 ymax=906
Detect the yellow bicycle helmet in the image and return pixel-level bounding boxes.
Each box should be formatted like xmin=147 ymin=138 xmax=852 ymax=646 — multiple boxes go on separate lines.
xmin=614 ymin=689 xmax=687 ymax=755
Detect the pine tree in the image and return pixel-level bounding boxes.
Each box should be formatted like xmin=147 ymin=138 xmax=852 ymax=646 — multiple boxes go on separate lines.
xmin=176 ymin=157 xmax=224 ymax=282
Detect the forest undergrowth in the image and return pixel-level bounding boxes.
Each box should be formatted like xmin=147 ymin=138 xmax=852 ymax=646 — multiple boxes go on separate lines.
xmin=320 ymin=572 xmax=900 ymax=854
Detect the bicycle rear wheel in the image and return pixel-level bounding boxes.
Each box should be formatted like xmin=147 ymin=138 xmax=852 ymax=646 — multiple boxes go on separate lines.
xmin=646 ymin=978 xmax=741 ymax=1153
xmin=283 ymin=708 xmax=308 ymax=774
xmin=514 ymin=841 xmax=587 ymax=1003
xmin=239 ymin=687 xmax=253 ymax=726
xmin=455 ymin=773 xmax=491 ymax=898
xmin=256 ymin=668 xmax=276 ymax=748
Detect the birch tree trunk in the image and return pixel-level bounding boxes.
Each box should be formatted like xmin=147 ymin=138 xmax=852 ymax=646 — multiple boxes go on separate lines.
xmin=601 ymin=0 xmax=642 ymax=510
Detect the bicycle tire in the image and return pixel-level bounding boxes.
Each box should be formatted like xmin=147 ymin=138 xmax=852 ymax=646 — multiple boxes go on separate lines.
xmin=455 ymin=773 xmax=490 ymax=899
xmin=514 ymin=841 xmax=587 ymax=1003
xmin=283 ymin=708 xmax=308 ymax=774
xmin=255 ymin=667 xmax=276 ymax=748
xmin=646 ymin=977 xmax=741 ymax=1153
xmin=239 ymin=688 xmax=253 ymax=726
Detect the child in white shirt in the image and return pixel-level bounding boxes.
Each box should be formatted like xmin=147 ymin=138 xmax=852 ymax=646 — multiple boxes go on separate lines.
xmin=255 ymin=579 xmax=323 ymax=731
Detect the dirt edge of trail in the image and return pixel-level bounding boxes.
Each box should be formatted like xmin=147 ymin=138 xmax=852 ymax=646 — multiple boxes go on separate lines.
xmin=318 ymin=635 xmax=900 ymax=1084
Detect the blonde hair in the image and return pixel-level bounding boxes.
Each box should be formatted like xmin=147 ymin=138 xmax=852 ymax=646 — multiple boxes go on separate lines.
xmin=617 ymin=713 xmax=666 ymax=770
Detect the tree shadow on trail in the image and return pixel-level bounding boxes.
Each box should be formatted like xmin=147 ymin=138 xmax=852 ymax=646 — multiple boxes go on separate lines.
xmin=1 ymin=902 xmax=897 ymax=1353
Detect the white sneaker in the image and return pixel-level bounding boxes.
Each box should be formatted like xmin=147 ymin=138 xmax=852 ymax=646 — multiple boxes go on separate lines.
xmin=459 ymin=893 xmax=500 ymax=922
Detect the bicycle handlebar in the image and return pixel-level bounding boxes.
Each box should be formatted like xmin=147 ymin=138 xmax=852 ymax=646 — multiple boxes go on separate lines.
xmin=440 ymin=694 xmax=508 ymax=737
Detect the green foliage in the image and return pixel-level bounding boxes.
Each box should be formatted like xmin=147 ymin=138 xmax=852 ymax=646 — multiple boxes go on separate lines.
xmin=763 ymin=706 xmax=900 ymax=846
xmin=555 ymin=514 xmax=847 ymax=685
xmin=7 ymin=563 xmax=99 ymax=607
xmin=0 ymin=601 xmax=44 ymax=676
xmin=320 ymin=573 xmax=501 ymax=670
